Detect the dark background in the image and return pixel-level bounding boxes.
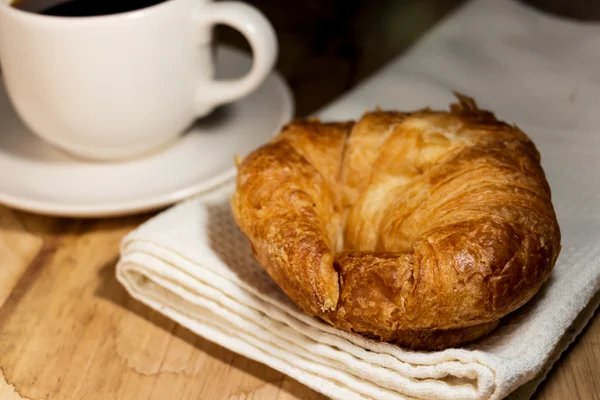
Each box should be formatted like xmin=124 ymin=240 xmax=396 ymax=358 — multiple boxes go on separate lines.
xmin=216 ymin=0 xmax=599 ymax=116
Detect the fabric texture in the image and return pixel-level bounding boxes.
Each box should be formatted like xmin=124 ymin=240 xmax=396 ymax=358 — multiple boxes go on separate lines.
xmin=117 ymin=0 xmax=600 ymax=398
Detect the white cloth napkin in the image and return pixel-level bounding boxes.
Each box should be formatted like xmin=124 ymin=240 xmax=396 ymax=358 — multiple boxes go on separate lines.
xmin=116 ymin=0 xmax=600 ymax=399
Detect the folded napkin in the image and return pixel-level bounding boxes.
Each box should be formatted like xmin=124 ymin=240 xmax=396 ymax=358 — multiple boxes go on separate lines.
xmin=117 ymin=0 xmax=600 ymax=399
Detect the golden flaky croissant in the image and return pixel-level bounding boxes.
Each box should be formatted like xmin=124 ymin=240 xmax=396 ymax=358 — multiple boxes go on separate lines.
xmin=232 ymin=95 xmax=561 ymax=350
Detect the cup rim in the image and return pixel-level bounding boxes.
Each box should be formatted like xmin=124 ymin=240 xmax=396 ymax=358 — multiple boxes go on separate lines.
xmin=0 ymin=0 xmax=181 ymax=23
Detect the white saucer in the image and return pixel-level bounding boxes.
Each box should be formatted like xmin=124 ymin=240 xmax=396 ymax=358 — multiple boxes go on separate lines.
xmin=0 ymin=46 xmax=294 ymax=218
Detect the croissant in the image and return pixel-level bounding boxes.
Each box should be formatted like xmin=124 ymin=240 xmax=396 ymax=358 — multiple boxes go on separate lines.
xmin=232 ymin=95 xmax=561 ymax=350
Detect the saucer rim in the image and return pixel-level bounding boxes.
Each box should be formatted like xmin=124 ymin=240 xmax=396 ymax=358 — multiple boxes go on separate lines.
xmin=0 ymin=55 xmax=295 ymax=218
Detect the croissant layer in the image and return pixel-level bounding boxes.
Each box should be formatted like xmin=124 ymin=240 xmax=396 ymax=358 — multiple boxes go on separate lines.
xmin=232 ymin=96 xmax=561 ymax=350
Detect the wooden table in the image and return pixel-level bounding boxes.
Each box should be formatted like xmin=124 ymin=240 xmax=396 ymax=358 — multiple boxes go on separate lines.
xmin=1 ymin=1 xmax=599 ymax=399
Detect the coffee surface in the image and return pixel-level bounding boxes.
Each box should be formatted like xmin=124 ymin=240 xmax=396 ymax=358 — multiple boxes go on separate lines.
xmin=12 ymin=0 xmax=167 ymax=16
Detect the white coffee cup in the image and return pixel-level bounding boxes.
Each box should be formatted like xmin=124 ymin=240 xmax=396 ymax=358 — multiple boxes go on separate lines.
xmin=0 ymin=0 xmax=277 ymax=161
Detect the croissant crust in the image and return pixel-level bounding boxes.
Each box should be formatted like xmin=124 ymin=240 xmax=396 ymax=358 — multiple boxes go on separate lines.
xmin=232 ymin=95 xmax=561 ymax=350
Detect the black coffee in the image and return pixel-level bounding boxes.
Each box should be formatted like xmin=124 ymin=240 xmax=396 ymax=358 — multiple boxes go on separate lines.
xmin=11 ymin=0 xmax=167 ymax=16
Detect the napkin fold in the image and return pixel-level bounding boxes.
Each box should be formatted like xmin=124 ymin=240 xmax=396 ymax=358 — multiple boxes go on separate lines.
xmin=117 ymin=0 xmax=600 ymax=398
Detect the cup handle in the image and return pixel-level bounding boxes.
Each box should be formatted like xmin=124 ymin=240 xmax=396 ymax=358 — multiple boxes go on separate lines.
xmin=194 ymin=1 xmax=278 ymax=112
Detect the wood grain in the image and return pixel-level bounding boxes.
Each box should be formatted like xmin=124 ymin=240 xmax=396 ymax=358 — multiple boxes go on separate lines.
xmin=0 ymin=1 xmax=599 ymax=399
xmin=0 ymin=208 xmax=44 ymax=308
xmin=0 ymin=369 xmax=31 ymax=400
